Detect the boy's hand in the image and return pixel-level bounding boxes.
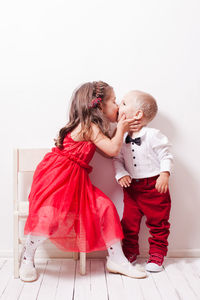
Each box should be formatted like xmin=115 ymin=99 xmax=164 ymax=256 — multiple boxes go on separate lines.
xmin=155 ymin=172 xmax=170 ymax=193
xmin=118 ymin=175 xmax=132 ymax=188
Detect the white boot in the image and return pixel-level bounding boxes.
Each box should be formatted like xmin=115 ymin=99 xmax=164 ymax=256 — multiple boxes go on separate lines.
xmin=106 ymin=256 xmax=146 ymax=278
xmin=106 ymin=241 xmax=146 ymax=278
xmin=19 ymin=262 xmax=37 ymax=282
xmin=19 ymin=234 xmax=47 ymax=282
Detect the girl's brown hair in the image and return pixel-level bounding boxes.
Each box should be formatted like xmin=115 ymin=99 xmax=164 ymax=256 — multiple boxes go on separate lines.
xmin=55 ymin=81 xmax=113 ymax=149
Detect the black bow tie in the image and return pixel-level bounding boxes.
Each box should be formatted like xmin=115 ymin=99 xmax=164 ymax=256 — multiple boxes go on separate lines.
xmin=125 ymin=135 xmax=141 ymax=146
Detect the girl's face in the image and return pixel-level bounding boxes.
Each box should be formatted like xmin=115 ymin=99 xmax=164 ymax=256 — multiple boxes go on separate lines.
xmin=102 ymin=89 xmax=119 ymax=122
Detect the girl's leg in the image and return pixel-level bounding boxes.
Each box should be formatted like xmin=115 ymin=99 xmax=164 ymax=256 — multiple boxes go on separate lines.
xmin=19 ymin=234 xmax=48 ymax=282
xmin=107 ymin=241 xmax=129 ymax=264
xmin=106 ymin=240 xmax=146 ymax=278
xmin=21 ymin=234 xmax=48 ymax=266
xmin=93 ymin=189 xmax=146 ymax=278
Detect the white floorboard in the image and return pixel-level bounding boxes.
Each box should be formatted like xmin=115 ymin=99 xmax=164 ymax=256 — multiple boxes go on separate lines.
xmin=122 ymin=274 xmax=143 ymax=300
xmin=164 ymin=259 xmax=199 ymax=300
xmin=139 ymin=271 xmax=162 ymax=300
xmin=105 ymin=264 xmax=125 ymax=300
xmin=55 ymin=259 xmax=76 ymax=300
xmin=0 ymin=258 xmax=200 ymax=300
xmin=151 ymin=267 xmax=180 ymax=300
xmin=36 ymin=260 xmax=62 ymax=300
xmin=176 ymin=259 xmax=200 ymax=299
xmin=90 ymin=260 xmax=108 ymax=300
xmin=18 ymin=260 xmax=48 ymax=300
xmin=73 ymin=260 xmax=91 ymax=300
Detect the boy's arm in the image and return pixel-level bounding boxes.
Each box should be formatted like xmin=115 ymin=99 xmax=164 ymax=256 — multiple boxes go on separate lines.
xmin=150 ymin=130 xmax=173 ymax=174
xmin=112 ymin=145 xmax=131 ymax=182
xmin=150 ymin=129 xmax=173 ymax=193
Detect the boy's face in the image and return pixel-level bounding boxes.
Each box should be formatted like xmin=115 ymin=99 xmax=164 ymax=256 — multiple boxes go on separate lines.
xmin=118 ymin=93 xmax=138 ymax=120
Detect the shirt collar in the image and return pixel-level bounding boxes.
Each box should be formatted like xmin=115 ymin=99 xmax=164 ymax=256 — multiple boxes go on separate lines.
xmin=124 ymin=126 xmax=148 ymax=142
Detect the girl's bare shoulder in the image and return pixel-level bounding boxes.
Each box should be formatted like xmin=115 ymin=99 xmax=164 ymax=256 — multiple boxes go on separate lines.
xmin=90 ymin=123 xmax=106 ymax=143
xmin=70 ymin=124 xmax=83 ymax=141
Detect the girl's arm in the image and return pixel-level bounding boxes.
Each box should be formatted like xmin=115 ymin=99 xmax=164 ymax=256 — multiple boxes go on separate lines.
xmin=90 ymin=115 xmax=135 ymax=157
xmin=96 ymin=147 xmax=111 ymax=158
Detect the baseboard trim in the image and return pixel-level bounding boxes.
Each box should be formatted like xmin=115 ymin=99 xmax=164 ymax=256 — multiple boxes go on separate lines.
xmin=140 ymin=249 xmax=200 ymax=258
xmin=1 ymin=248 xmax=200 ymax=259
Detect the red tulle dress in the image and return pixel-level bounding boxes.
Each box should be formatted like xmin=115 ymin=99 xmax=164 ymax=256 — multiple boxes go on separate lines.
xmin=24 ymin=132 xmax=124 ymax=253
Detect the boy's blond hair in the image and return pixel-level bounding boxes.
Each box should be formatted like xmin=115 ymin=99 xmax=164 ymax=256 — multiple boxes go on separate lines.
xmin=129 ymin=90 xmax=158 ymax=121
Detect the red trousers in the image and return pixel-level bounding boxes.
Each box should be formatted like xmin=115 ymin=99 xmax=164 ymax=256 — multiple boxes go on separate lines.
xmin=121 ymin=175 xmax=171 ymax=257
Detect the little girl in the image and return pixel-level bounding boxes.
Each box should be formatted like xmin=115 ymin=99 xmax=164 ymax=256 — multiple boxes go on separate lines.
xmin=19 ymin=81 xmax=146 ymax=281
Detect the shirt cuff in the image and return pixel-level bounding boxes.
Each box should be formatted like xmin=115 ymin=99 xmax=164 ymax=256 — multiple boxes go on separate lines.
xmin=160 ymin=159 xmax=173 ymax=174
xmin=115 ymin=171 xmax=131 ymax=182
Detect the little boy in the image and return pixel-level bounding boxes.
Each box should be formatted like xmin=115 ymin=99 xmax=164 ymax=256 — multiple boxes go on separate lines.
xmin=113 ymin=90 xmax=173 ymax=272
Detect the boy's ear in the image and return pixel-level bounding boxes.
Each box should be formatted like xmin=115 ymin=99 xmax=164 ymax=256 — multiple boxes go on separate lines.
xmin=135 ymin=110 xmax=143 ymax=120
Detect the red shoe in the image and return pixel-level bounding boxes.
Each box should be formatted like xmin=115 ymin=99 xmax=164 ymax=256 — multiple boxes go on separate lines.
xmin=146 ymin=253 xmax=164 ymax=272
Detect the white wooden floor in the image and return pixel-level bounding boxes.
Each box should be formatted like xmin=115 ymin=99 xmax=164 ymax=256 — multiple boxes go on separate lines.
xmin=0 ymin=258 xmax=200 ymax=300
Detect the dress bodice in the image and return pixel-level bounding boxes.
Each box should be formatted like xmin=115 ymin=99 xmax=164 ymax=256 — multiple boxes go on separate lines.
xmin=62 ymin=132 xmax=96 ymax=164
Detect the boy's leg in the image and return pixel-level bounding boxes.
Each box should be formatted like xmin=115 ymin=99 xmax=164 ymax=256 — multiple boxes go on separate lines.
xmin=138 ymin=177 xmax=171 ymax=261
xmin=121 ymin=185 xmax=143 ymax=262
xmin=146 ymin=194 xmax=171 ymax=256
xmin=145 ymin=194 xmax=171 ymax=256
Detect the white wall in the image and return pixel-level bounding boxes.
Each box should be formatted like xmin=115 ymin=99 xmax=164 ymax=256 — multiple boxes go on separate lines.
xmin=0 ymin=0 xmax=200 ymax=257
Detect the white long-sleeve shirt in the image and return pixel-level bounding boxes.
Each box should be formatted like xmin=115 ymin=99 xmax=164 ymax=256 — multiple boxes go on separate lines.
xmin=113 ymin=126 xmax=173 ymax=181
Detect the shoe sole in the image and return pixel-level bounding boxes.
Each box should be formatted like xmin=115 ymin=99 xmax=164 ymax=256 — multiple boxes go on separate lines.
xmin=146 ymin=268 xmax=163 ymax=273
xmin=106 ymin=267 xmax=146 ymax=279
xmin=146 ymin=266 xmax=163 ymax=272
xmin=19 ymin=275 xmax=38 ymax=282
xmin=19 ymin=269 xmax=38 ymax=282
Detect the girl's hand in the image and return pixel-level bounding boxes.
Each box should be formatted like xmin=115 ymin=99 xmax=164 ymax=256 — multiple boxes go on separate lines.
xmin=155 ymin=172 xmax=170 ymax=193
xmin=129 ymin=119 xmax=143 ymax=132
xmin=118 ymin=175 xmax=132 ymax=188
xmin=117 ymin=113 xmax=144 ymax=132
xmin=117 ymin=114 xmax=139 ymax=133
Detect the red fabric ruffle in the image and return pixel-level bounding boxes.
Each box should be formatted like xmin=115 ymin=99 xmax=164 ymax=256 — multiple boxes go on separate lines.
xmin=24 ymin=132 xmax=123 ymax=252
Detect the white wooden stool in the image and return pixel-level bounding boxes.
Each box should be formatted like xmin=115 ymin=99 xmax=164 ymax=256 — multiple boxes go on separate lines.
xmin=13 ymin=148 xmax=86 ymax=278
